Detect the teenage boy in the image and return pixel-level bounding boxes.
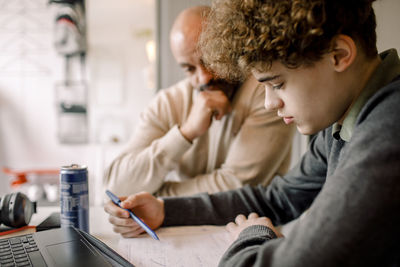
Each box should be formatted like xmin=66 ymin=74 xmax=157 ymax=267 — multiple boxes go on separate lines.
xmin=104 ymin=0 xmax=400 ymax=266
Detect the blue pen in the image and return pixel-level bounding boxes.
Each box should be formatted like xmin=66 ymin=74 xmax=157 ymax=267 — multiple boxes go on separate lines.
xmin=106 ymin=190 xmax=159 ymax=241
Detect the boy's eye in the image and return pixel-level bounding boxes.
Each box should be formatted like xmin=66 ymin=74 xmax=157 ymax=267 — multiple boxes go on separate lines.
xmin=272 ymin=82 xmax=284 ymax=90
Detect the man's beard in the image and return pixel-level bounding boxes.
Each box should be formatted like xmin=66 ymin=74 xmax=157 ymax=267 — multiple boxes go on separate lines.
xmin=198 ymin=80 xmax=239 ymax=101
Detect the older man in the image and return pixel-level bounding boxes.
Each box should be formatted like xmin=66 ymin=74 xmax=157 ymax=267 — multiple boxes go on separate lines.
xmin=104 ymin=6 xmax=294 ymax=197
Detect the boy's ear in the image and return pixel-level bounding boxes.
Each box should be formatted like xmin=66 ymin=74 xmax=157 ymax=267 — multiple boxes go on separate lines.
xmin=330 ymin=34 xmax=357 ymax=72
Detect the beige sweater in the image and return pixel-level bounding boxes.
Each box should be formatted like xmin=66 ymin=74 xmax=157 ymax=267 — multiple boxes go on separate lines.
xmin=104 ymin=76 xmax=295 ymax=197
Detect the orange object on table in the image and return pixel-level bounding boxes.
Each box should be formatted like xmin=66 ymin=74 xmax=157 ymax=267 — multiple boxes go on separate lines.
xmin=2 ymin=167 xmax=59 ymax=187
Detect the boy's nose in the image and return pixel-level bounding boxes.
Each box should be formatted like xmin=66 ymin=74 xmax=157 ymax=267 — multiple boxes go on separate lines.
xmin=264 ymin=88 xmax=283 ymax=111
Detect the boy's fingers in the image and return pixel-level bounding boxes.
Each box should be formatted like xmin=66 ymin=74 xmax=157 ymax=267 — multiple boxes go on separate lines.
xmin=226 ymin=222 xmax=236 ymax=232
xmin=234 ymin=214 xmax=246 ymax=225
xmin=108 ymin=215 xmax=135 ymax=227
xmin=113 ymin=224 xmax=142 ymax=235
xmin=248 ymin=213 xmax=259 ymax=219
xmin=121 ymin=192 xmax=151 ymax=209
xmin=121 ymin=194 xmax=141 ymax=209
xmin=104 ymin=200 xmax=130 ymax=218
xmin=118 ymin=196 xmax=128 ymax=201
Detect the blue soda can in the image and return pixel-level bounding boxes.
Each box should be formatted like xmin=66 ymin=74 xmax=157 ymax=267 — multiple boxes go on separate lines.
xmin=60 ymin=164 xmax=89 ymax=232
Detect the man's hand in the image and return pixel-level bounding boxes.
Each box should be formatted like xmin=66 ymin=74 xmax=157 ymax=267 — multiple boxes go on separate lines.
xmin=180 ymin=89 xmax=232 ymax=141
xmin=104 ymin=192 xmax=165 ymax=238
xmin=226 ymin=213 xmax=283 ymax=240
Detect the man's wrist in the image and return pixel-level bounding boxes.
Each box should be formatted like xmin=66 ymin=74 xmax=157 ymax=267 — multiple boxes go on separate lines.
xmin=179 ymin=124 xmax=196 ymax=142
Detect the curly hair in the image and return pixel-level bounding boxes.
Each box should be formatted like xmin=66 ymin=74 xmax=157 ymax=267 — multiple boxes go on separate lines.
xmin=200 ymin=0 xmax=378 ymax=82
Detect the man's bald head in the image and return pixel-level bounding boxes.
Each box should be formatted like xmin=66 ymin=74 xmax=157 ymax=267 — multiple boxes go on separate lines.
xmin=169 ymin=6 xmax=236 ymax=93
xmin=170 ymin=6 xmax=210 ymax=62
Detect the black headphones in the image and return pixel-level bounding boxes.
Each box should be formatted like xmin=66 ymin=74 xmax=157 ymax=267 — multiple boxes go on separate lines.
xmin=0 ymin=192 xmax=37 ymax=228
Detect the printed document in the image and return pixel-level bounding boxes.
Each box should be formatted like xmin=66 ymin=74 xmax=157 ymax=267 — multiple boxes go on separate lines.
xmin=118 ymin=225 xmax=232 ymax=267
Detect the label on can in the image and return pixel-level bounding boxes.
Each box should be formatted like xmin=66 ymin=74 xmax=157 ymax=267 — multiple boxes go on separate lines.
xmin=60 ymin=164 xmax=89 ymax=232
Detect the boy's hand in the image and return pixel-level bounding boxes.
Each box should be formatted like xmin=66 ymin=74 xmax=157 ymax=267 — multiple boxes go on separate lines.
xmin=226 ymin=213 xmax=283 ymax=240
xmin=104 ymin=192 xmax=165 ymax=238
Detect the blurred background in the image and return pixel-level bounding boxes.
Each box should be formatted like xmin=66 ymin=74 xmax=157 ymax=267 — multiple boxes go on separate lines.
xmin=0 ymin=0 xmax=399 ymax=207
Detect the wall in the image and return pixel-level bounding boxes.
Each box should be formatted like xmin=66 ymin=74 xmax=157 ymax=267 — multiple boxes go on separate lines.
xmin=86 ymin=0 xmax=156 ymax=205
xmin=374 ymin=0 xmax=400 ymax=52
xmin=0 ymin=0 xmax=156 ymax=206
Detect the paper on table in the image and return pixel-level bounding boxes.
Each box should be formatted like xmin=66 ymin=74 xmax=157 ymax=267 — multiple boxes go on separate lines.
xmin=118 ymin=225 xmax=233 ymax=267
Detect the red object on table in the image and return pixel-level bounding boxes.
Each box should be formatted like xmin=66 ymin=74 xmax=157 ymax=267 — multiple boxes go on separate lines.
xmin=2 ymin=167 xmax=59 ymax=187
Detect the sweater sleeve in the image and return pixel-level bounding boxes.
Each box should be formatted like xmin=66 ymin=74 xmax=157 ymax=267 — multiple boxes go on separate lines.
xmin=163 ymin=128 xmax=329 ymax=226
xmin=104 ymin=86 xmax=192 ymax=196
xmin=156 ymin=82 xmax=296 ymax=196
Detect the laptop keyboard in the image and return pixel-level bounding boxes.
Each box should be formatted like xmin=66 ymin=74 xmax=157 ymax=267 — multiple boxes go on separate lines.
xmin=0 ymin=234 xmax=40 ymax=267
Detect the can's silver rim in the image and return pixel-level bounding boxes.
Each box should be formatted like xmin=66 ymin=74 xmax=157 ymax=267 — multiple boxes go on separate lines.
xmin=60 ymin=164 xmax=87 ymax=170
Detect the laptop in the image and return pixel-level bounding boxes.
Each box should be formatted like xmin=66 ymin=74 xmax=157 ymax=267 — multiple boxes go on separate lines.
xmin=0 ymin=227 xmax=133 ymax=267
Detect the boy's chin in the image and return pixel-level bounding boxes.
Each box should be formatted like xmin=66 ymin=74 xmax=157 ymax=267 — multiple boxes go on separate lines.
xmin=296 ymin=124 xmax=321 ymax=136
